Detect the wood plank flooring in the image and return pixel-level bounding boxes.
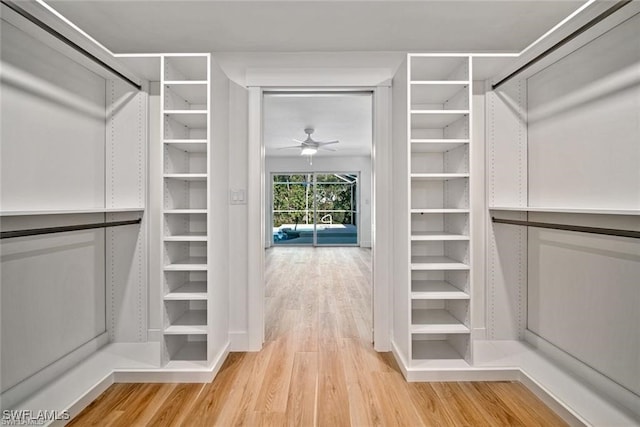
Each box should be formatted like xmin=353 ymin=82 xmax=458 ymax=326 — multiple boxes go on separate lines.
xmin=69 ymin=247 xmax=567 ymax=426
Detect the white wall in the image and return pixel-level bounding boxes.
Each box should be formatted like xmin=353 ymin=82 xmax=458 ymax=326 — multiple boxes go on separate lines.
xmin=227 ymin=82 xmax=250 ymax=349
xmin=0 ymin=19 xmax=107 ymax=397
xmin=527 ymin=13 xmax=640 ymax=210
xmin=0 ymin=18 xmax=147 ymax=408
xmin=391 ymin=58 xmax=410 ymax=364
xmin=265 ymin=155 xmax=372 ymax=247
xmin=208 ymin=56 xmax=232 ymax=358
xmin=525 ymin=14 xmax=640 ymax=400
xmin=0 ymin=22 xmax=105 ymax=211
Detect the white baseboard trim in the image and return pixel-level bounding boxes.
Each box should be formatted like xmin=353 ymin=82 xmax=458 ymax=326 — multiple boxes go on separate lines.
xmin=1 ymin=332 xmax=109 ymax=411
xmin=406 ymin=367 xmax=520 ymax=382
xmin=14 ymin=341 xmax=231 ymax=426
xmin=229 ymin=331 xmax=249 ymax=351
xmin=390 ymin=339 xmax=409 ymax=378
xmin=517 ymin=370 xmax=587 ymax=427
xmin=388 ymin=338 xmax=618 ymax=426
xmin=60 ymin=373 xmax=114 ymax=426
xmin=524 ymin=330 xmax=640 ymax=421
xmin=113 ymin=341 xmax=230 ymax=383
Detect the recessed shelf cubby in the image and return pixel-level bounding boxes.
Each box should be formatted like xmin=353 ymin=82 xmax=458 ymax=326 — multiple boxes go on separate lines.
xmin=407 ymin=55 xmax=473 ymax=367
xmin=161 ymin=54 xmax=210 ymax=365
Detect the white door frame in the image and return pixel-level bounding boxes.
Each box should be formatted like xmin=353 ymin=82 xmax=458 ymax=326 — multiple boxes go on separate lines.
xmin=247 ymin=83 xmax=392 ymax=352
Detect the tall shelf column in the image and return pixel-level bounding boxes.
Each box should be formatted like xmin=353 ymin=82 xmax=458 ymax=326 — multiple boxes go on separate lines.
xmin=407 ymin=55 xmax=472 ymax=367
xmin=160 ymin=54 xmax=211 ymax=366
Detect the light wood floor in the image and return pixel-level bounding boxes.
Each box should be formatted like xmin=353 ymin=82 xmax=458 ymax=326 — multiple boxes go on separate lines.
xmin=70 ymin=247 xmax=567 ymax=426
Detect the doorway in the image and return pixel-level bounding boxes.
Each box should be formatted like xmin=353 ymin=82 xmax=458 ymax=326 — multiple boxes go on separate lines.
xmin=272 ymin=172 xmax=359 ymax=246
xmin=246 ymin=84 xmax=392 ymax=352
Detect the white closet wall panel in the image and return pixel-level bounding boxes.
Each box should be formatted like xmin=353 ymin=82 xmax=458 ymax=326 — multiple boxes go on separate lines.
xmin=486 ymin=80 xmax=527 ymax=208
xmin=527 ymin=13 xmax=640 ymax=209
xmin=105 ymin=80 xmax=148 ymax=342
xmin=106 ymin=80 xmax=147 ymax=209
xmin=391 ymin=58 xmax=410 ymax=362
xmin=0 ymin=22 xmax=105 ymax=211
xmin=1 ymin=216 xmax=105 ymax=392
xmin=528 ymin=225 xmax=640 ymax=397
xmin=208 ymin=57 xmax=231 ymax=358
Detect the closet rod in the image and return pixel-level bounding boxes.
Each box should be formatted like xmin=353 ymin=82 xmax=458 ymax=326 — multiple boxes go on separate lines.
xmin=492 ymin=217 xmax=640 ymax=239
xmin=492 ymin=0 xmax=632 ymax=90
xmin=0 ymin=0 xmax=142 ymax=91
xmin=1 ymin=219 xmax=141 ymax=239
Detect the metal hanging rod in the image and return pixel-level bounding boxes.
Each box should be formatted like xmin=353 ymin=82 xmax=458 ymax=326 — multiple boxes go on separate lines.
xmin=492 ymin=217 xmax=640 ymax=239
xmin=492 ymin=0 xmax=632 ymax=90
xmin=0 ymin=0 xmax=141 ymax=91
xmin=1 ymin=219 xmax=141 ymax=239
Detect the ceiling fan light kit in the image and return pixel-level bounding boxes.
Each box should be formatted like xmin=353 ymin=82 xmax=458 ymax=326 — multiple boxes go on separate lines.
xmin=278 ymin=128 xmax=340 ymax=163
xmin=300 ymin=146 xmax=318 ymax=156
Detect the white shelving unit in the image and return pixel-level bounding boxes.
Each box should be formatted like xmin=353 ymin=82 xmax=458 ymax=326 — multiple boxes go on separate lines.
xmin=161 ymin=54 xmax=211 ymax=366
xmin=489 ymin=206 xmax=640 ymax=216
xmin=407 ymin=54 xmax=472 ymax=365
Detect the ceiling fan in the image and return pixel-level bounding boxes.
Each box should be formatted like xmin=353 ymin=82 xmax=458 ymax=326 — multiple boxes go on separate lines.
xmin=278 ymin=128 xmax=339 ymax=156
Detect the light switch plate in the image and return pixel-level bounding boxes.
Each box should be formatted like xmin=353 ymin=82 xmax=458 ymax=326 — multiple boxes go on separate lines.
xmin=229 ymin=189 xmax=246 ymax=205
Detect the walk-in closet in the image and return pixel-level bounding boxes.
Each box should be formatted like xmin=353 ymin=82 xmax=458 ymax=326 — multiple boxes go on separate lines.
xmin=1 ymin=0 xmax=638 ymax=425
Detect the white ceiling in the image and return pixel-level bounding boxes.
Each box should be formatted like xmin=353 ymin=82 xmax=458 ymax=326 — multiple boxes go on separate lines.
xmin=46 ymin=1 xmax=586 ymax=54
xmin=41 ymin=0 xmax=587 ymax=161
xmin=263 ymin=92 xmax=373 ymax=158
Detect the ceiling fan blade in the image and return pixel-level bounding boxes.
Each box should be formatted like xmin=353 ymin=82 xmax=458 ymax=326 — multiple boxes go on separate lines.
xmin=277 ymin=145 xmax=302 ymax=150
xmin=317 ymin=140 xmax=339 ymax=146
xmin=319 ymin=146 xmax=337 ymax=151
xmin=292 ymin=138 xmax=305 ymax=143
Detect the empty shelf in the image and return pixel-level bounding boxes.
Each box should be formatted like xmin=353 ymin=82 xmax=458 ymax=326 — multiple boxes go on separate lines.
xmin=166 ymin=340 xmax=207 ymax=364
xmin=164 ymin=111 xmax=207 ymax=128
xmin=411 ymin=280 xmax=469 ymax=299
xmin=164 ymin=174 xmax=207 ymax=181
xmin=164 ymin=209 xmax=207 ymax=215
xmin=164 ymin=257 xmax=207 ymax=271
xmin=411 ymin=209 xmax=469 ymax=214
xmin=410 ymin=173 xmax=469 ymax=180
xmin=164 ymin=281 xmax=207 ymax=300
xmin=164 ymin=82 xmax=208 ymax=104
xmin=411 ymin=140 xmax=469 ymax=153
xmin=489 ymin=206 xmax=640 ymax=216
xmin=164 ymin=310 xmax=207 ymax=335
xmin=412 ymin=340 xmax=467 ymax=361
xmin=411 ymin=82 xmax=468 ymax=105
xmin=411 ymin=232 xmax=469 ymax=241
xmin=164 ymin=140 xmax=208 ymax=152
xmin=411 ymin=256 xmax=469 ymax=270
xmin=164 ymin=232 xmax=208 ymax=242
xmin=411 ymin=309 xmax=469 ymax=334
xmin=411 ymin=111 xmax=468 ymax=128
xmin=0 ymin=207 xmax=144 ymax=216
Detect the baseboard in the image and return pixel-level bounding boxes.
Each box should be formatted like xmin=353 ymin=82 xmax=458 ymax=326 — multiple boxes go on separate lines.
xmin=390 ymin=339 xmax=409 ymax=378
xmin=57 ymin=373 xmax=114 ymax=426
xmin=0 ymin=332 xmax=109 ymax=411
xmin=229 ymin=331 xmax=249 ymax=351
xmin=113 ymin=340 xmax=231 ymax=383
xmin=22 ymin=342 xmax=230 ymax=426
xmin=406 ymin=367 xmax=520 ymax=382
xmin=524 ymin=329 xmax=640 ymax=421
xmin=518 ymin=370 xmax=587 ymax=427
